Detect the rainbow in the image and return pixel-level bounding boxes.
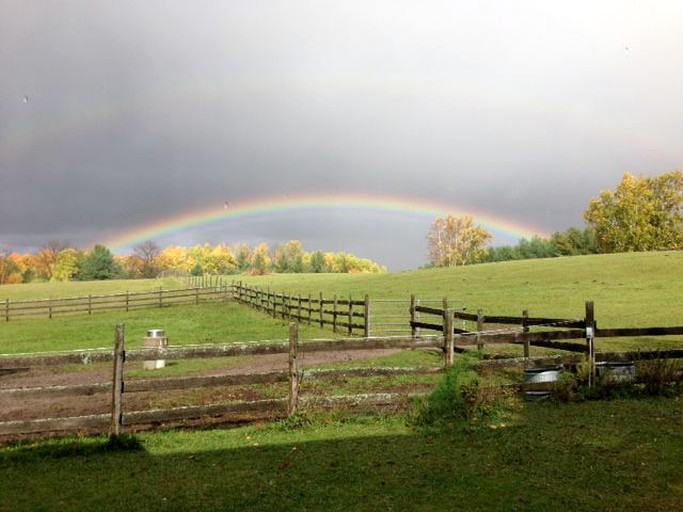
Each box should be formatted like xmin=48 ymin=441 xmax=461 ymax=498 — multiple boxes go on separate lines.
xmin=102 ymin=192 xmax=550 ymax=253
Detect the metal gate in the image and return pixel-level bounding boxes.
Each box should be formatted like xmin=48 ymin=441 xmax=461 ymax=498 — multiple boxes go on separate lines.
xmin=368 ymin=297 xmax=465 ymax=337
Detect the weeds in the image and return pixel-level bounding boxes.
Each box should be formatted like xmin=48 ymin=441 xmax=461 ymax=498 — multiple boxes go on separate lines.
xmin=637 ymin=357 xmax=682 ymax=396
xmin=551 ymin=356 xmax=682 ymax=402
xmin=411 ymin=355 xmax=519 ymax=431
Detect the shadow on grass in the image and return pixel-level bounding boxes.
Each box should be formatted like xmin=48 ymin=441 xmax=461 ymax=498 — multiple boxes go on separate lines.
xmin=1 ymin=398 xmax=681 ymax=512
xmin=0 ymin=433 xmax=144 ymax=461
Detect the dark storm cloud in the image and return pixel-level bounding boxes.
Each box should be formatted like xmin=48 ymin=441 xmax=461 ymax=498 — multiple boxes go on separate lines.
xmin=2 ymin=1 xmax=683 ymax=270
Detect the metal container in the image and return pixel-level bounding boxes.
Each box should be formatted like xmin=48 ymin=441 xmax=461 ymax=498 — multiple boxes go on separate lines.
xmin=523 ymin=365 xmax=563 ymax=401
xmin=143 ymin=328 xmax=168 ymax=370
xmin=596 ymin=361 xmax=635 ymax=383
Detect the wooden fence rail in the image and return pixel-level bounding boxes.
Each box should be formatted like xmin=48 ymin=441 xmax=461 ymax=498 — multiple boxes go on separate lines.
xmin=410 ymin=298 xmax=683 ymax=366
xmin=2 ymin=285 xmax=232 ymax=321
xmin=232 ymin=281 xmax=370 ymax=337
xmin=0 ymin=326 xmax=441 ymax=439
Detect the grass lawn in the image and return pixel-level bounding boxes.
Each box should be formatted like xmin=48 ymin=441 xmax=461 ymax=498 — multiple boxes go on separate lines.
xmin=0 ymin=397 xmax=680 ymax=512
xmin=0 ymin=301 xmax=338 ymax=354
xmin=0 ymin=253 xmax=681 ymax=510
xmin=0 ymin=278 xmax=188 ymax=302
xmin=236 ymin=251 xmax=683 ymax=327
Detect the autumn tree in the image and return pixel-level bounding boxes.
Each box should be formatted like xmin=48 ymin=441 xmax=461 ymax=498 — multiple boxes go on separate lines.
xmin=52 ymin=248 xmax=82 ymax=281
xmin=205 ymin=244 xmax=237 ymax=274
xmin=250 ymin=243 xmax=271 ymax=275
xmin=273 ymin=240 xmax=305 ymax=273
xmin=427 ymin=214 xmax=492 ymax=267
xmin=157 ymin=245 xmax=189 ymax=274
xmin=307 ymin=250 xmax=330 ymax=273
xmin=132 ymin=240 xmax=162 ymax=278
xmin=34 ymin=240 xmax=71 ymax=280
xmin=0 ymin=251 xmax=21 ymax=284
xmin=584 ymin=171 xmax=683 ymax=252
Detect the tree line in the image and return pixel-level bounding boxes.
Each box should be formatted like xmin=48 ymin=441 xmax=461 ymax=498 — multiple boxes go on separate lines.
xmin=427 ymin=170 xmax=682 ymax=267
xmin=2 ymin=170 xmax=680 ymax=281
xmin=0 ymin=240 xmax=386 ymax=284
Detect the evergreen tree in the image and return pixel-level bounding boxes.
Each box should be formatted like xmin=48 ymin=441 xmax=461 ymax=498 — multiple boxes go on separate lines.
xmin=76 ymin=245 xmax=123 ymax=280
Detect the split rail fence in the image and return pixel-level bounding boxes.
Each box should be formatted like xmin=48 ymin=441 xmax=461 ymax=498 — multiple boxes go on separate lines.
xmin=2 ymin=285 xmax=231 ymax=321
xmin=0 ymin=325 xmax=442 ymax=439
xmin=232 ymin=282 xmax=370 ymax=337
xmin=410 ymin=297 xmax=683 ymax=367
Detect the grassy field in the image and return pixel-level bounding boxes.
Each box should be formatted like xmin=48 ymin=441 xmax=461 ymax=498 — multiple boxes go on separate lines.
xmin=1 ymin=252 xmax=682 ymax=510
xmin=1 ymin=251 xmax=681 ymax=354
xmin=0 ymin=277 xmax=187 ymax=302
xmin=236 ymin=251 xmax=683 ymax=327
xmin=0 ymin=301 xmax=340 ymax=354
xmin=3 ymin=251 xmax=682 ymax=326
xmin=1 ymin=398 xmax=681 ymax=512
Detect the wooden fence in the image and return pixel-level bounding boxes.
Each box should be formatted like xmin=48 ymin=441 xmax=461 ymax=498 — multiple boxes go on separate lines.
xmin=410 ymin=297 xmax=683 ymax=367
xmin=232 ymin=282 xmax=370 ymax=337
xmin=2 ymin=285 xmax=231 ymax=321
xmin=0 ymin=325 xmax=442 ymax=439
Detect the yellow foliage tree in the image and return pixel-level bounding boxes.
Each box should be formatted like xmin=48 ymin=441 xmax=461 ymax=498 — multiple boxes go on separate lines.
xmin=427 ymin=214 xmax=492 ymax=267
xmin=584 ymin=171 xmax=683 ymax=252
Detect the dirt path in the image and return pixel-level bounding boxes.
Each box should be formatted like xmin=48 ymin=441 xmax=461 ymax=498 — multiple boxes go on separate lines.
xmin=0 ymin=347 xmax=415 ymax=433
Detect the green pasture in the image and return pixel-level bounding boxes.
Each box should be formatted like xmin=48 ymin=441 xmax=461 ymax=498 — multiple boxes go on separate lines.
xmin=1 ymin=251 xmax=681 ymax=354
xmin=0 ymin=253 xmax=682 ymax=510
xmin=0 ymin=301 xmax=336 ymax=354
xmin=238 ymin=251 xmax=683 ymax=328
xmin=0 ymin=278 xmax=187 ymax=302
xmin=1 ymin=397 xmax=681 ymax=512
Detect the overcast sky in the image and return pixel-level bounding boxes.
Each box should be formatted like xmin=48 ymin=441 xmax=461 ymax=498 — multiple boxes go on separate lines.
xmin=1 ymin=1 xmax=682 ymax=270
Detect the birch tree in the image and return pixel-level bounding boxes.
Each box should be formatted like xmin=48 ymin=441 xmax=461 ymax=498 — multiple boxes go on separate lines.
xmin=427 ymin=214 xmax=492 ymax=267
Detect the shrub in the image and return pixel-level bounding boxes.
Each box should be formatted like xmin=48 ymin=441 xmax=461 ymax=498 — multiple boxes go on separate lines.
xmin=552 ymin=356 xmax=682 ymax=402
xmin=637 ymin=357 xmax=682 ymax=397
xmin=412 ymin=355 xmax=518 ymax=430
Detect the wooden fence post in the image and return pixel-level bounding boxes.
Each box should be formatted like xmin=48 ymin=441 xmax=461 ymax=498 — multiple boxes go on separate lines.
xmin=319 ymin=292 xmax=324 ymax=328
xmin=308 ymin=293 xmax=312 ymax=326
xmin=522 ymin=310 xmax=530 ymax=359
xmin=158 ymin=287 xmax=163 ymax=308
xmin=444 ymin=308 xmax=454 ymax=367
xmin=288 ymin=322 xmax=300 ymax=417
xmin=364 ymin=294 xmax=370 ymax=338
xmin=111 ymin=324 xmax=125 ymax=438
xmin=476 ymin=309 xmax=485 ymax=350
xmin=333 ymin=294 xmax=338 ymax=334
xmin=5 ymin=298 xmax=8 ymax=322
xmin=88 ymin=294 xmax=92 ymax=315
xmin=410 ymin=294 xmax=417 ymax=338
xmin=585 ymin=301 xmax=596 ymax=387
xmin=347 ymin=294 xmax=353 ymax=336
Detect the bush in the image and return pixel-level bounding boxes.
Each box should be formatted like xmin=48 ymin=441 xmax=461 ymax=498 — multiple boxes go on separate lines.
xmin=552 ymin=357 xmax=682 ymax=402
xmin=637 ymin=357 xmax=682 ymax=397
xmin=412 ymin=356 xmax=518 ymax=430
